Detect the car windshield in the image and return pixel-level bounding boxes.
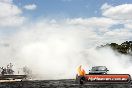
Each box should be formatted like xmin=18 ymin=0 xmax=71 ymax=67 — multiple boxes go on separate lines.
xmin=91 ymin=66 xmax=106 ymax=71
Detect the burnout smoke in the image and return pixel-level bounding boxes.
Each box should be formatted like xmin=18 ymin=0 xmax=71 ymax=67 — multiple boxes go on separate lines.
xmin=0 ymin=20 xmax=132 ymax=80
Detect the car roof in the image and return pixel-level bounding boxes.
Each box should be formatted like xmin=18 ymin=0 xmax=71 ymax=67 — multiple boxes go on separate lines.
xmin=92 ymin=66 xmax=106 ymax=68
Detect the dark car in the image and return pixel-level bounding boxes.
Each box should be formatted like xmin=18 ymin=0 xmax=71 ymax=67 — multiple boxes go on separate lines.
xmin=89 ymin=66 xmax=109 ymax=74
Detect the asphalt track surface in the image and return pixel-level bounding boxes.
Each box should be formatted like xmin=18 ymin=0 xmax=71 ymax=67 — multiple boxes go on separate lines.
xmin=0 ymin=79 xmax=131 ymax=88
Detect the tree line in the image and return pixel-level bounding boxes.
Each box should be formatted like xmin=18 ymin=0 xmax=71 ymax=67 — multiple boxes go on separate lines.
xmin=99 ymin=41 xmax=132 ymax=55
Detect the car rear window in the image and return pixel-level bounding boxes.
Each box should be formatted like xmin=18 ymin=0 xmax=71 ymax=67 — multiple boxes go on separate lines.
xmin=92 ymin=66 xmax=106 ymax=71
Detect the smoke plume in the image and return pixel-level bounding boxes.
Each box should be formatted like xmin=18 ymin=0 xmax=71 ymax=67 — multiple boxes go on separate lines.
xmin=0 ymin=19 xmax=132 ymax=80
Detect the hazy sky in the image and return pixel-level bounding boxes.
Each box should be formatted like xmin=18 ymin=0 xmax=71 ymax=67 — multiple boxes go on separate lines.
xmin=0 ymin=0 xmax=131 ymax=41
xmin=13 ymin=0 xmax=132 ymax=18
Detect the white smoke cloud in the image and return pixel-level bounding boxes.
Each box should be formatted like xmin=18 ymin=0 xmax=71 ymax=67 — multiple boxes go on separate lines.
xmin=0 ymin=19 xmax=131 ymax=80
xmin=85 ymin=47 xmax=132 ymax=74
